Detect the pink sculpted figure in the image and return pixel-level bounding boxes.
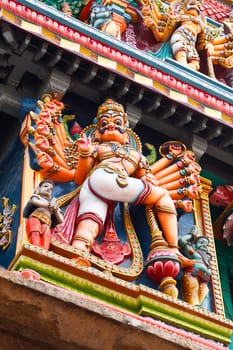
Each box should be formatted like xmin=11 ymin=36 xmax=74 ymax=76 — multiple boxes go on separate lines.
xmin=23 ymin=180 xmax=64 ymax=250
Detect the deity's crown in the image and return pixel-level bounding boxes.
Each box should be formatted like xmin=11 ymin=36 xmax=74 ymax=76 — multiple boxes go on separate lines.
xmin=93 ymin=99 xmax=128 ymax=126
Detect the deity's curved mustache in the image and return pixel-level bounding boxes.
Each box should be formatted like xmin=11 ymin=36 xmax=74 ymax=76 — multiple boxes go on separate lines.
xmin=187 ymin=5 xmax=200 ymax=13
xmin=99 ymin=126 xmax=126 ymax=134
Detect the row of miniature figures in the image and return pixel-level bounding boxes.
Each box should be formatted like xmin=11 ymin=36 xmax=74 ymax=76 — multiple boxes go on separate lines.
xmin=40 ymin=0 xmax=233 ymax=83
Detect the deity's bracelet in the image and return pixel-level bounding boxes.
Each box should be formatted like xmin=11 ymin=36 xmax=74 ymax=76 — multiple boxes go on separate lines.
xmin=166 ymin=151 xmax=178 ymax=160
xmin=175 ymin=199 xmax=184 ymax=208
xmin=179 ymin=167 xmax=192 ymax=176
xmin=78 ymin=150 xmax=93 ymax=158
xmin=48 ymin=163 xmax=60 ymax=174
xmin=177 ymin=187 xmax=188 ymax=197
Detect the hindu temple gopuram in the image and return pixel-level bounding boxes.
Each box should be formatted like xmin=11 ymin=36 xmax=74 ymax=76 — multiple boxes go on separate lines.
xmin=0 ymin=0 xmax=232 ymax=349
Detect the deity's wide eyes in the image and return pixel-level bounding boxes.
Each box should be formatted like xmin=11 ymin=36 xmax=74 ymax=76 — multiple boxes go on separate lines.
xmin=115 ymin=119 xmax=123 ymax=126
xmin=100 ymin=119 xmax=108 ymax=127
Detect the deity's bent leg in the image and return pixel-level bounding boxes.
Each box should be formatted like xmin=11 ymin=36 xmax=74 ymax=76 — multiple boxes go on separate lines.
xmin=72 ymin=169 xmax=193 ymax=266
xmin=170 ymin=30 xmax=188 ymax=65
xmin=72 ymin=174 xmax=109 ymax=251
xmin=72 ymin=219 xmax=101 ymax=251
xmin=87 ymin=169 xmax=145 ymax=204
xmin=72 ymin=169 xmax=146 ymax=251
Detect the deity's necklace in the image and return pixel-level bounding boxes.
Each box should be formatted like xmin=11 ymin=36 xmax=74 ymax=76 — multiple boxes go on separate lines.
xmin=111 ymin=142 xmax=130 ymax=158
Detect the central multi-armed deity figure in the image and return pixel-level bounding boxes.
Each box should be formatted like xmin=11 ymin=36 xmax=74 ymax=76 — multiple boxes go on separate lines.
xmin=65 ymin=99 xmax=199 ymax=266
xmin=24 ymin=96 xmax=201 ymax=268
xmin=73 ymin=99 xmax=176 ymax=250
xmin=20 ymin=94 xmax=207 ymax=299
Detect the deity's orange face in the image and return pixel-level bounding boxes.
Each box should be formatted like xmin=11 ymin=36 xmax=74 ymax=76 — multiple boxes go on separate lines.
xmin=185 ymin=0 xmax=201 ymax=16
xmin=98 ymin=111 xmax=127 ymax=143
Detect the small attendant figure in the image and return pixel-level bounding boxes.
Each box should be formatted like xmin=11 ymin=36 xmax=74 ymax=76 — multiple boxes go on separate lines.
xmin=178 ymin=226 xmax=212 ymax=306
xmin=23 ymin=180 xmax=64 ymax=250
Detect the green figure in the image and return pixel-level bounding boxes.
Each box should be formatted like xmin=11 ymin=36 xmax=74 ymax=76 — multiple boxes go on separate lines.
xmin=178 ymin=226 xmax=212 ymax=306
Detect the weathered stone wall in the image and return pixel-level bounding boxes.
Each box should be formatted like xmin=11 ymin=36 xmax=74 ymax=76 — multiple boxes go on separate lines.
xmin=0 ymin=269 xmax=224 ymax=350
